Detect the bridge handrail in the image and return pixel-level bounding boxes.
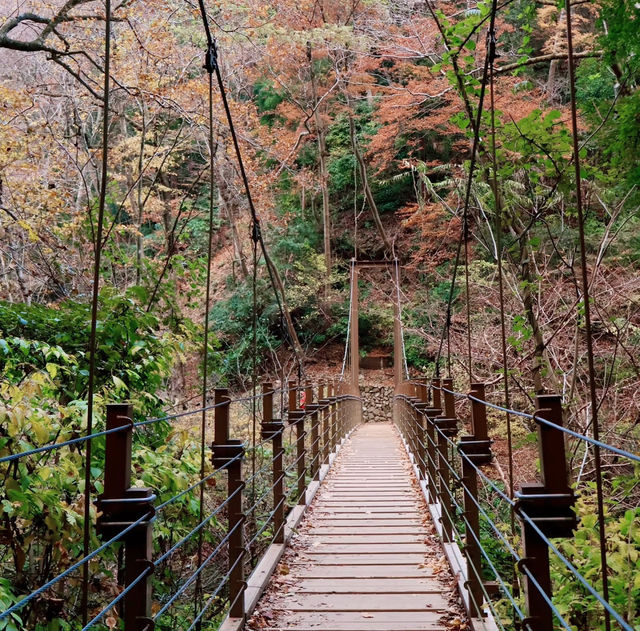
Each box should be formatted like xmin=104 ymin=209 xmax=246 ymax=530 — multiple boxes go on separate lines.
xmin=409 ymin=381 xmax=640 ymax=463
xmin=0 ymin=388 xmax=285 ymax=464
xmin=0 ymin=378 xmax=362 ymax=630
xmin=430 ymin=418 xmax=635 ymax=631
xmin=394 ymin=382 xmax=637 ymax=631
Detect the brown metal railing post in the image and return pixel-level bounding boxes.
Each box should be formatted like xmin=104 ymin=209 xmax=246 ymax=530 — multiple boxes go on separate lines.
xmin=424 ymin=407 xmax=439 ymax=504
xmin=212 ymin=389 xmax=246 ymax=621
xmin=436 ymin=378 xmax=457 ymax=543
xmin=515 ymin=395 xmax=576 ymax=631
xmin=97 ymin=404 xmax=154 ymax=631
xmin=416 ymin=402 xmax=427 ymax=482
xmin=319 ymin=383 xmax=329 ymax=465
xmin=287 ymin=382 xmax=307 ymax=506
xmin=307 ymin=387 xmax=320 ymax=480
xmin=458 ymin=383 xmax=493 ymax=619
xmin=329 ymin=384 xmax=337 ymax=452
xmin=260 ymin=382 xmax=285 ymax=544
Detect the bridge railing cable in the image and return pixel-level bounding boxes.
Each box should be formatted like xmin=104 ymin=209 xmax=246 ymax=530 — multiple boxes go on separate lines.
xmin=393 ymin=379 xmax=638 ymax=631
xmin=0 ymin=379 xmax=359 ymax=630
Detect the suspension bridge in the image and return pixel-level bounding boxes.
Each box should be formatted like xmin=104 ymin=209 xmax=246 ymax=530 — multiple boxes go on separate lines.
xmin=1 ymin=256 xmax=638 ymax=631
xmin=1 ymin=0 xmax=638 ymax=628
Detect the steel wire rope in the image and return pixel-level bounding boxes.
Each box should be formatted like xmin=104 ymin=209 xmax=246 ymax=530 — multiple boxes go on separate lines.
xmin=247 ymin=426 xmax=285 ymax=452
xmin=0 ymin=423 xmax=131 ymax=464
xmin=432 ymin=387 xmax=640 ymax=463
xmin=155 ymin=450 xmax=244 ymax=512
xmin=0 ymin=510 xmax=154 ymax=623
xmin=565 ymin=2 xmax=611 ymax=627
xmin=425 ymin=425 xmax=521 ymax=559
xmin=250 ymin=233 xmax=260 ymax=533
xmin=517 ymin=509 xmax=635 ymax=631
xmin=0 ymin=393 xmax=279 ymax=465
xmin=186 ymin=550 xmax=246 ymax=631
xmin=245 ymin=469 xmax=285 ymax=516
xmin=419 ymin=405 xmax=634 ymax=630
xmin=340 ymin=259 xmax=356 ymax=380
xmin=393 ymin=258 xmax=410 ymax=380
xmin=153 ymin=518 xmax=243 ymax=621
xmin=486 ymin=5 xmax=516 ymax=544
xmin=435 ymin=477 xmax=524 ymax=630
xmin=408 ymin=420 xmax=526 ymax=628
xmin=80 ymin=0 xmax=112 ymax=620
xmin=434 ymin=221 xmax=465 ymax=378
xmin=154 ymin=484 xmax=243 ymax=567
xmin=443 ymin=481 xmax=527 ymax=626
xmin=194 ymin=0 xmax=306 ymax=380
xmin=81 ymin=566 xmax=152 ymax=631
xmin=192 ymin=57 xmax=219 ymax=628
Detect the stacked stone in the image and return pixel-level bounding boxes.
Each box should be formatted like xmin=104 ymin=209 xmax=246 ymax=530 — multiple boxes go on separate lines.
xmin=360 ymin=384 xmax=393 ymax=422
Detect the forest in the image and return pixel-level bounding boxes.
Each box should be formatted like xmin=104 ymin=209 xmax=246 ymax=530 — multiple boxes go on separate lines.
xmin=0 ymin=0 xmax=639 ymax=629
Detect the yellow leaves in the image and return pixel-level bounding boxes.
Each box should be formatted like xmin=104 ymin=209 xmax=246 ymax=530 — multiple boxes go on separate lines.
xmin=30 ymin=420 xmax=51 ymax=443
xmin=17 ymin=219 xmax=39 ymax=243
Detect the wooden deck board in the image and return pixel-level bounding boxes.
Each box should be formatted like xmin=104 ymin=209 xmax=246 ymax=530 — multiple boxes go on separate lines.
xmin=247 ymin=423 xmax=455 ymax=631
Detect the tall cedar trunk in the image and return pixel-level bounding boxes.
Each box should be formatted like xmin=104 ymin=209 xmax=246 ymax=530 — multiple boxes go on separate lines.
xmin=348 ymin=113 xmax=392 ymax=254
xmin=546 ymin=8 xmax=566 ymax=99
xmin=517 ymin=240 xmax=554 ymax=394
xmin=216 ymin=153 xmax=248 ymax=280
xmin=159 ymin=173 xmax=174 ymax=257
xmin=308 ymin=44 xmax=331 ymax=297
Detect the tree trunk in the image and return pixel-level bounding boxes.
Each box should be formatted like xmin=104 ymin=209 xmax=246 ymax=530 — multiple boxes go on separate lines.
xmin=308 ymin=43 xmax=331 ymax=298
xmin=216 ymin=153 xmax=248 ymax=280
xmin=546 ymin=8 xmax=566 ymax=100
xmin=348 ymin=113 xmax=392 ymax=254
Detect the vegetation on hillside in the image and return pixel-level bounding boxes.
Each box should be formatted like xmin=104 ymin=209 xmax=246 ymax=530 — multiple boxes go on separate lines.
xmin=1 ymin=0 xmax=639 ymax=628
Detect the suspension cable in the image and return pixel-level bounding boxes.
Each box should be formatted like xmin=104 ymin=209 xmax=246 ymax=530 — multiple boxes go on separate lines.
xmin=194 ymin=62 xmax=218 ymax=629
xmin=486 ymin=0 xmax=515 ymax=535
xmin=80 ymin=0 xmax=112 ymax=622
xmin=340 ymin=259 xmax=355 ymax=380
xmin=564 ymin=3 xmax=610 ymax=625
xmin=393 ymin=258 xmax=410 ymax=380
xmin=195 ymin=0 xmax=306 ymax=379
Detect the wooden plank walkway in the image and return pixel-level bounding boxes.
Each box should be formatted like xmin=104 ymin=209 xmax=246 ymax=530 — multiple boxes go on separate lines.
xmin=247 ymin=423 xmax=462 ymax=631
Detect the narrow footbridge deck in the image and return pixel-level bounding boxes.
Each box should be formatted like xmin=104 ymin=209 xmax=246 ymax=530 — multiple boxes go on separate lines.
xmin=248 ymin=423 xmax=457 ymax=631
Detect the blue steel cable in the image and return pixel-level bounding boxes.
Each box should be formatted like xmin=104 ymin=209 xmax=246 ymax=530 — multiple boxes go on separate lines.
xmin=135 ymin=389 xmax=280 ymax=428
xmin=518 ymin=509 xmax=634 ymax=631
xmin=432 ymin=424 xmax=516 ymax=507
xmin=133 ymin=399 xmax=230 ymax=427
xmin=153 ymin=519 xmax=242 ymax=620
xmin=0 ymin=423 xmax=130 ymax=464
xmin=186 ymin=552 xmax=245 ymax=631
xmin=1 ymin=389 xmax=275 ymax=463
xmin=154 ymin=451 xmax=243 ymax=512
xmin=430 ymin=433 xmax=522 ymax=562
xmin=417 ymin=401 xmax=632 ymax=630
xmin=155 ymin=484 xmax=243 ymax=566
xmin=519 ymin=565 xmax=573 ymax=631
xmin=434 ymin=386 xmax=640 ymax=464
xmin=248 ymin=427 xmax=284 ymax=452
xmin=441 ymin=482 xmax=527 ymax=622
xmin=0 ymin=511 xmax=153 ymax=622
xmin=81 ymin=567 xmax=151 ymax=630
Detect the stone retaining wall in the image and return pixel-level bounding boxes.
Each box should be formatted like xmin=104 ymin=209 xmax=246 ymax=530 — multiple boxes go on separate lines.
xmin=361 ymin=384 xmax=393 ymax=422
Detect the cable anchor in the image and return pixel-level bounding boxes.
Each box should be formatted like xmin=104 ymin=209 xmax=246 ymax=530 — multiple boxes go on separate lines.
xmin=204 ymin=40 xmax=218 ymax=74
xmin=251 ymin=219 xmax=262 ymax=244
